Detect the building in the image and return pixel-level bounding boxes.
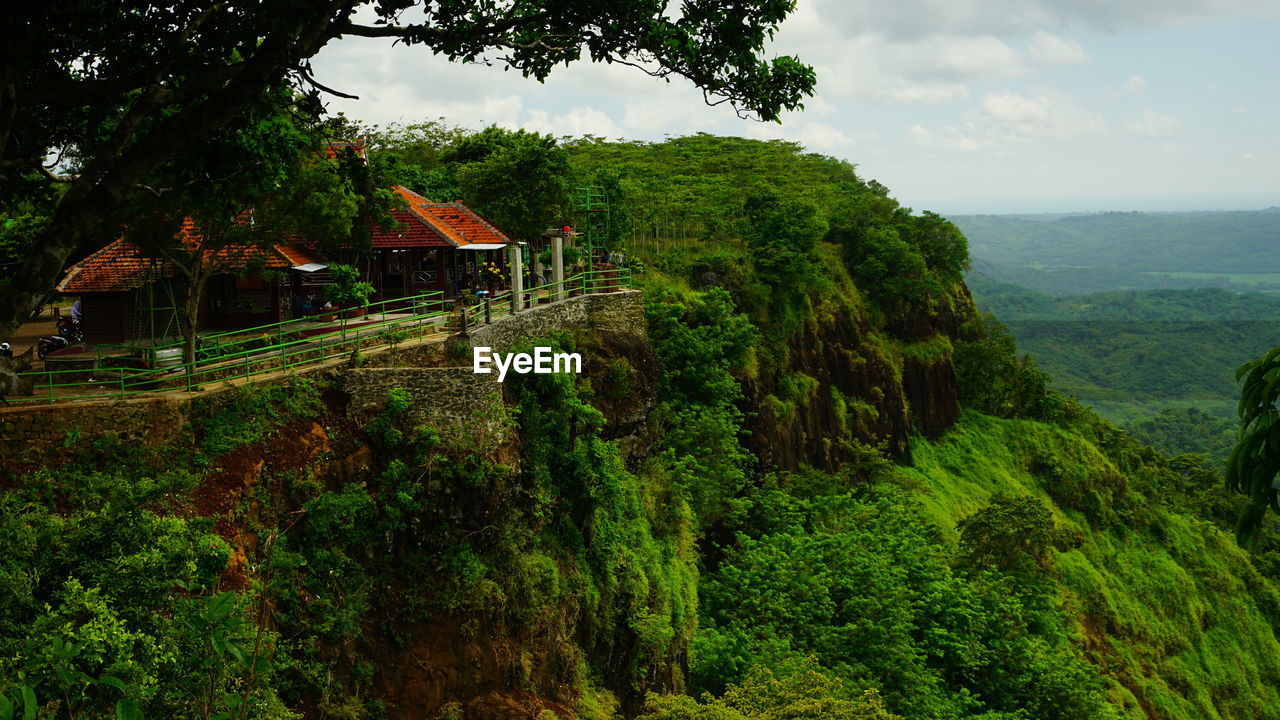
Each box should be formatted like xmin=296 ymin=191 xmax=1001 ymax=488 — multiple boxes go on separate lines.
xmin=357 ymin=186 xmax=513 ymax=299
xmin=56 ymin=186 xmax=514 ymax=347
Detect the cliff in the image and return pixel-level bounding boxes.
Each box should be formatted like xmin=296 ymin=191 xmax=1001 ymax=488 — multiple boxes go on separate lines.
xmin=5 ymin=269 xmax=1279 ymax=720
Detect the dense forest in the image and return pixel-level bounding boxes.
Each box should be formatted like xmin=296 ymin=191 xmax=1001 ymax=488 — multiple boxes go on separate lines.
xmin=956 ymin=212 xmax=1280 ymax=296
xmin=966 ymin=275 xmax=1280 ymax=460
xmin=4 ymin=131 xmax=1280 ymax=720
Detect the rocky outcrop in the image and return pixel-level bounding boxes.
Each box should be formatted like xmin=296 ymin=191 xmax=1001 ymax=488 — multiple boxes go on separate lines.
xmin=742 ymin=287 xmax=972 ymax=472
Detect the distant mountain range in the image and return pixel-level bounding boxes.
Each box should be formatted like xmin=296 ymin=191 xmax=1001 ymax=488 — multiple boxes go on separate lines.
xmin=953 ymin=210 xmax=1280 ymax=296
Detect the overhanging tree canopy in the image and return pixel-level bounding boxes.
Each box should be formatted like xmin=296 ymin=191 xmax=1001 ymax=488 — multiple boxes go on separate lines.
xmin=0 ymin=0 xmax=815 ymax=342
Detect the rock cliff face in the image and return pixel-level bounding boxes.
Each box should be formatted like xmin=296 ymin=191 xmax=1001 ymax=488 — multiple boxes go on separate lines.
xmin=741 ymin=287 xmax=972 ymax=472
xmin=234 ymin=284 xmax=972 ymax=720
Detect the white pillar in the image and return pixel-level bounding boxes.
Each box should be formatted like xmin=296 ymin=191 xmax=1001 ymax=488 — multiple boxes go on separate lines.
xmin=509 ymin=245 xmax=524 ymax=311
xmin=551 ymin=234 xmax=565 ymax=302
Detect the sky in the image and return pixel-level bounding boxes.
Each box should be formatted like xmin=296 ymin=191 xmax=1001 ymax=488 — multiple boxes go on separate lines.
xmin=309 ymin=0 xmax=1280 ymax=215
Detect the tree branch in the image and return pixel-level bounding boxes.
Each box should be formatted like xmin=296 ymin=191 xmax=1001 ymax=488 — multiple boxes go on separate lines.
xmin=298 ymin=65 xmax=359 ymax=100
xmin=37 ymin=165 xmax=77 ymax=183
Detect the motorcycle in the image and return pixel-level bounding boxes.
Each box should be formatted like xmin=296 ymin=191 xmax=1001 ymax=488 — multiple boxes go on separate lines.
xmin=37 ymin=317 xmax=83 ymax=359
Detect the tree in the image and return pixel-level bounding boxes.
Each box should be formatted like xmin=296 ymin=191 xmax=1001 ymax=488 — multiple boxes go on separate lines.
xmin=1227 ymin=346 xmax=1280 ymax=545
xmin=122 ymin=93 xmax=364 ymax=368
xmin=957 ymin=494 xmax=1061 ymax=575
xmin=639 ymin=664 xmax=903 ymax=720
xmin=743 ymin=193 xmax=824 ymax=292
xmin=450 ymin=126 xmax=571 ymax=241
xmin=0 ymin=0 xmax=815 ymax=343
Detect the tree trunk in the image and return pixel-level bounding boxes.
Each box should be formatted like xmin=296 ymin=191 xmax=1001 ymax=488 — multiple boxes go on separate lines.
xmin=180 ymin=264 xmax=210 ymax=381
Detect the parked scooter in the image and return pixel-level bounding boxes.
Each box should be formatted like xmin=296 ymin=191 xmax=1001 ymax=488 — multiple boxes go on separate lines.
xmin=37 ymin=317 xmax=83 ymax=359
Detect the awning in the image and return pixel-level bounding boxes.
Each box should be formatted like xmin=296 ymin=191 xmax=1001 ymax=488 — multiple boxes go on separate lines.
xmin=457 ymin=244 xmax=508 ymax=251
xmin=291 ymin=263 xmax=328 ymax=272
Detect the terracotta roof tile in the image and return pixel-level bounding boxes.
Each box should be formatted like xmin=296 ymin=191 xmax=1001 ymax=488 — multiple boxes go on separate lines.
xmin=56 ymin=239 xmax=169 ymax=294
xmin=324 ymin=140 xmax=368 ymax=160
xmin=57 ymin=188 xmax=511 ymax=293
xmin=58 ymin=228 xmax=313 ymax=294
xmin=275 ymin=244 xmax=325 ymax=267
xmin=421 ymin=203 xmax=510 ymax=246
xmin=369 ymin=206 xmax=453 ymax=248
xmin=388 ymin=186 xmax=512 ymax=247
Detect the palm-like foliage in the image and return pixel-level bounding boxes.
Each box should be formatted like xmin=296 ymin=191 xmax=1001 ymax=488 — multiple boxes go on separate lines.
xmin=1227 ymin=346 xmax=1280 ymax=544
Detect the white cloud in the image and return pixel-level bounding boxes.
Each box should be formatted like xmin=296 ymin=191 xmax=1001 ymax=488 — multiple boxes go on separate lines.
xmin=798 ymin=33 xmax=1020 ymax=104
xmin=1027 ymin=31 xmax=1089 ymax=65
xmin=1120 ymin=74 xmax=1147 ymax=95
xmin=911 ymin=90 xmax=1107 ymax=149
xmin=746 ymin=120 xmax=870 ymax=151
xmin=1128 ymin=109 xmax=1178 ymax=137
xmin=931 ymin=35 xmax=1025 ymax=77
xmin=523 ymin=107 xmax=626 ymax=139
xmin=812 ymin=0 xmax=1274 ymax=40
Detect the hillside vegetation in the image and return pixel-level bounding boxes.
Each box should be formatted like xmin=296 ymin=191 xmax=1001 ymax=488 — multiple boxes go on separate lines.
xmin=966 ymin=275 xmax=1280 ymax=459
xmin=955 ymin=211 xmax=1280 ymax=273
xmin=956 ymin=212 xmax=1280 ymax=296
xmin=3 ymin=132 xmax=1279 ymax=720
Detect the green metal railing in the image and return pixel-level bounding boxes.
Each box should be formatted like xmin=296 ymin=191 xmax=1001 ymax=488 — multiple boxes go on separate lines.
xmin=13 ymin=269 xmax=632 ymax=405
xmin=96 ymin=290 xmax=449 ymax=366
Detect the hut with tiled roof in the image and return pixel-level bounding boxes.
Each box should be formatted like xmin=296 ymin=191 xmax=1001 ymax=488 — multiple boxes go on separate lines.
xmin=56 ymin=232 xmax=325 ymax=346
xmin=56 ymin=185 xmax=514 ymax=347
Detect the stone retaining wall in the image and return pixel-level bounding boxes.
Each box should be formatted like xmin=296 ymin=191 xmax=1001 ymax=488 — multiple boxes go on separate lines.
xmin=0 ymin=399 xmax=188 ymax=467
xmin=462 ymin=290 xmax=645 ymax=354
xmin=340 ymin=367 xmax=512 ymax=451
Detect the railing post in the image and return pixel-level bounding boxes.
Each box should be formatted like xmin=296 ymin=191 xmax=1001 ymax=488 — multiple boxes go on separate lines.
xmin=119 ymin=372 xmax=125 ymax=400
xmin=459 ymin=306 xmax=468 ymax=332
xmin=509 ymin=244 xmax=524 ymax=313
xmin=551 ymin=234 xmax=565 ymax=302
xmin=484 ymin=298 xmax=492 ymax=324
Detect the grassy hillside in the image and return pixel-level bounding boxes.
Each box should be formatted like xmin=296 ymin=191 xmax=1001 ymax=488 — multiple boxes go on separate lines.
xmin=904 ymin=411 xmax=1280 ymax=719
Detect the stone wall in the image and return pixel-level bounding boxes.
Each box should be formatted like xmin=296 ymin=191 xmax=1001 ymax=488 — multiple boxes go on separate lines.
xmin=340 ymin=367 xmax=511 ymax=452
xmin=462 ymin=290 xmax=646 ymax=355
xmin=0 ymin=399 xmax=188 ymax=469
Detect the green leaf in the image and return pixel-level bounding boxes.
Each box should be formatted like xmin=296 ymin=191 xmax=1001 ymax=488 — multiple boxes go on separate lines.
xmin=207 ymin=591 xmax=237 ymax=620
xmin=226 ymin=643 xmax=246 ymax=667
xmin=115 ymin=700 xmax=144 ymax=720
xmin=0 ymin=692 xmax=14 ymax=720
xmin=19 ymin=686 xmax=35 ymax=720
xmin=252 ymin=655 xmax=271 ymax=674
xmin=99 ymin=675 xmax=126 ymax=693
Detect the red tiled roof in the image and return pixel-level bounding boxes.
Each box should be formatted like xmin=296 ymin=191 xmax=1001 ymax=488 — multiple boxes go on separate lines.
xmin=387 ymin=186 xmax=511 ymax=247
xmin=57 ymin=188 xmax=511 ymax=292
xmin=56 ymin=239 xmax=170 ymax=294
xmin=369 ymin=207 xmax=454 ymax=249
xmin=324 ymin=140 xmax=368 ymax=160
xmin=275 ymin=244 xmax=325 ymax=267
xmin=58 ymin=233 xmax=313 ymax=294
xmin=421 ymin=203 xmax=510 ymax=246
